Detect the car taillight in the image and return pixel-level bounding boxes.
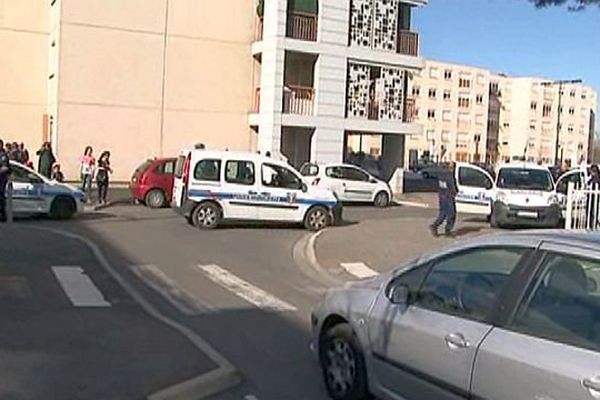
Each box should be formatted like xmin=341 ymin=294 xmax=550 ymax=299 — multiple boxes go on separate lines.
xmin=132 ymin=175 xmax=137 ymax=183
xmin=312 ymin=177 xmax=321 ymax=186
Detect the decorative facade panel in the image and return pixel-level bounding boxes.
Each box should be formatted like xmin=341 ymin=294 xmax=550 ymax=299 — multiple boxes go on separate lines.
xmin=379 ymin=67 xmax=405 ymax=120
xmin=373 ymin=0 xmax=399 ymax=52
xmin=347 ymin=63 xmax=371 ymax=118
xmin=350 ymin=0 xmax=373 ymax=47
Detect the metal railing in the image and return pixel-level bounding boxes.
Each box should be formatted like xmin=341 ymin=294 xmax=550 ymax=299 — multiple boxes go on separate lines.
xmin=397 ymin=30 xmax=419 ymax=56
xmin=286 ymin=12 xmax=318 ymax=42
xmin=283 ymin=85 xmax=314 ymax=115
xmin=565 ymin=182 xmax=600 ymax=230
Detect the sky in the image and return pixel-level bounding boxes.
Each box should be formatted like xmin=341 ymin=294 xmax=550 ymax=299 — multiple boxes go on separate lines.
xmin=414 ymin=0 xmax=600 ymax=95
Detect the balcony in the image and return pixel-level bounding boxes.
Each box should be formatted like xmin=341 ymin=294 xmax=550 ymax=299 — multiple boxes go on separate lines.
xmin=286 ymin=12 xmax=318 ymax=42
xmin=403 ymin=98 xmax=417 ymax=123
xmin=397 ymin=30 xmax=419 ymax=56
xmin=283 ymin=85 xmax=314 ymax=115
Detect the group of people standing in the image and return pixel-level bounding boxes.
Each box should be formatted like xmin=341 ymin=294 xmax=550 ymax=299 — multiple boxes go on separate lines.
xmin=79 ymin=146 xmax=113 ymax=204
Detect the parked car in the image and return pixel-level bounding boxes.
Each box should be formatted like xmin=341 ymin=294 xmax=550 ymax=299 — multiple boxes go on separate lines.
xmin=7 ymin=161 xmax=85 ymax=219
xmin=171 ymin=150 xmax=342 ymax=230
xmin=130 ymin=157 xmax=176 ymax=208
xmin=300 ymin=163 xmax=392 ymax=208
xmin=312 ymin=231 xmax=600 ymax=400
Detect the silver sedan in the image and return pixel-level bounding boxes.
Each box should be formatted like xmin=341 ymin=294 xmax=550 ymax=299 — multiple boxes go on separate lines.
xmin=311 ymin=231 xmax=600 ymax=400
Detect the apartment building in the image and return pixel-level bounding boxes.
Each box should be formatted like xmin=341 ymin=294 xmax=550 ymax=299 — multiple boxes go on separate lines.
xmin=406 ymin=60 xmax=491 ymax=164
xmin=1 ymin=0 xmax=426 ymax=181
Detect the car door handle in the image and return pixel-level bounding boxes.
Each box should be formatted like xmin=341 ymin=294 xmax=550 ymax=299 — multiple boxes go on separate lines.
xmin=444 ymin=333 xmax=470 ymax=350
xmin=583 ymin=378 xmax=600 ymax=394
xmin=248 ymin=191 xmax=258 ymax=195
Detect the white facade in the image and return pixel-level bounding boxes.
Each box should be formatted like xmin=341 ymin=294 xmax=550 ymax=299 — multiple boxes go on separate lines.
xmin=250 ymin=0 xmax=427 ymax=179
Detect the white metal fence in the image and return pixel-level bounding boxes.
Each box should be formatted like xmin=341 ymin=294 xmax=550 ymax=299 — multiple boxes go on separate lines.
xmin=565 ymin=181 xmax=600 ymax=230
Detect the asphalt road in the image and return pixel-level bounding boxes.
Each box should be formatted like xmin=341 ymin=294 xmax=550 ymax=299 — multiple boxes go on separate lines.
xmin=15 ymin=202 xmax=453 ymax=400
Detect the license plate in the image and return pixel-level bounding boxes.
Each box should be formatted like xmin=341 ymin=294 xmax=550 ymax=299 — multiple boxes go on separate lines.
xmin=517 ymin=211 xmax=538 ymax=219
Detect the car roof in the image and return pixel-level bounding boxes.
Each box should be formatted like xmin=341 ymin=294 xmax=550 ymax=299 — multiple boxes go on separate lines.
xmin=464 ymin=230 xmax=600 ymax=251
xmin=187 ymin=150 xmax=292 ymax=167
xmin=497 ymin=163 xmax=550 ymax=171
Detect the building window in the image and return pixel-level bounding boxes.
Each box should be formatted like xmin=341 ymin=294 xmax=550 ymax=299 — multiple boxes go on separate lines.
xmin=559 ymin=106 xmax=564 ymax=114
xmin=443 ymin=90 xmax=451 ymax=101
xmin=490 ymin=82 xmax=499 ymax=93
xmin=475 ymin=114 xmax=484 ymax=125
xmin=530 ymin=101 xmax=537 ymax=111
xmin=578 ymin=143 xmax=584 ymax=150
xmin=426 ymin=129 xmax=435 ymax=140
xmin=428 ymin=88 xmax=437 ymax=99
xmin=427 ymin=109 xmax=436 ymax=120
xmin=429 ymin=67 xmax=440 ymax=79
xmin=542 ymin=104 xmax=552 ymax=117
xmin=503 ymin=122 xmax=510 ymax=128
xmin=412 ymin=86 xmax=421 ymax=96
xmin=529 ymin=120 xmax=537 ymax=130
xmin=459 ymin=78 xmax=471 ymax=88
xmin=570 ymin=90 xmax=576 ymax=98
xmin=569 ymin=107 xmax=575 ymax=115
xmin=582 ymin=92 xmax=587 ymax=99
xmin=568 ymin=125 xmax=574 ymax=133
xmin=476 ymin=94 xmax=484 ymax=105
xmin=441 ymin=131 xmax=450 ymax=142
xmin=442 ymin=110 xmax=452 ymax=122
xmin=444 ymin=70 xmax=452 ymax=80
xmin=458 ymin=97 xmax=470 ymax=108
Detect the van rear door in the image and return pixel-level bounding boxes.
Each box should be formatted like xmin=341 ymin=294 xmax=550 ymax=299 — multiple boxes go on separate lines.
xmin=172 ymin=153 xmax=189 ymax=207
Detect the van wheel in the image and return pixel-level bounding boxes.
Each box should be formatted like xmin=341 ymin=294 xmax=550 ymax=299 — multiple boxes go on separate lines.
xmin=145 ymin=189 xmax=166 ymax=209
xmin=192 ymin=203 xmax=221 ymax=230
xmin=320 ymin=323 xmax=370 ymax=400
xmin=304 ymin=206 xmax=329 ymax=231
xmin=373 ymin=192 xmax=390 ymax=208
xmin=490 ymin=208 xmax=500 ymax=229
xmin=50 ymin=197 xmax=76 ymax=220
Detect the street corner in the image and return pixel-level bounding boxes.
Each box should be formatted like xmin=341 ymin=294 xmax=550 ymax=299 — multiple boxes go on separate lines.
xmin=0 ymin=225 xmax=240 ymax=400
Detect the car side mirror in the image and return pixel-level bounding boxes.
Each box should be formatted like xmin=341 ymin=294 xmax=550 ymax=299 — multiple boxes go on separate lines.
xmin=301 ymin=183 xmax=308 ymax=193
xmin=370 ymin=178 xmax=378 ymax=184
xmin=389 ymin=284 xmax=409 ymax=305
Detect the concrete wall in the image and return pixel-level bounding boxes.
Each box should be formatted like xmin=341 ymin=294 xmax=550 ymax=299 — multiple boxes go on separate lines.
xmin=55 ymin=0 xmax=255 ymax=181
xmin=0 ymin=0 xmax=49 ymax=151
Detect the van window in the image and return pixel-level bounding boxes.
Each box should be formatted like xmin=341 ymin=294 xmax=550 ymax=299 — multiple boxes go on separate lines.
xmin=225 ymin=161 xmax=255 ymax=185
xmin=174 ymin=155 xmax=187 ymax=179
xmin=194 ymin=159 xmax=221 ymax=181
xmin=300 ymin=163 xmax=319 ymax=177
xmin=497 ymin=168 xmax=554 ymax=191
xmin=262 ymin=163 xmax=303 ymax=190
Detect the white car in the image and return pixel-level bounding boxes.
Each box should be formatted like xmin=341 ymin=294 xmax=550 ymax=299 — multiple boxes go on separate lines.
xmin=300 ymin=163 xmax=392 ymax=208
xmin=8 ymin=161 xmax=85 ymax=219
xmin=171 ymin=150 xmax=342 ymax=231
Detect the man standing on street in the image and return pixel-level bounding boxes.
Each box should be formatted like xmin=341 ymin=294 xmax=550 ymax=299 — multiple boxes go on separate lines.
xmin=0 ymin=140 xmax=11 ymax=222
xmin=430 ymin=161 xmax=458 ymax=237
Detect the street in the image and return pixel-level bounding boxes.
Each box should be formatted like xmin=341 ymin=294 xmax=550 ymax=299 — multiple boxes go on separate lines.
xmin=0 ymin=198 xmax=491 ymax=400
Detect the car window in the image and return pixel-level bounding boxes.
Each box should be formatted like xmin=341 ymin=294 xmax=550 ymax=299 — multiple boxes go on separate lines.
xmin=341 ymin=167 xmax=370 ymax=182
xmin=497 ymin=168 xmax=554 ymax=192
xmin=386 ymin=264 xmax=430 ymax=304
xmin=262 ymin=163 xmax=303 ymax=190
xmin=556 ymin=172 xmax=584 ymax=195
xmin=225 ymin=160 xmax=255 ymax=185
xmin=163 ymin=161 xmax=175 ymax=175
xmin=136 ymin=160 xmax=153 ymax=174
xmin=415 ymin=247 xmax=526 ymax=322
xmin=11 ymin=165 xmax=41 ymax=184
xmin=458 ymin=167 xmax=492 ymax=189
xmin=325 ymin=166 xmax=343 ymax=179
xmin=300 ymin=163 xmax=319 ymax=177
xmin=194 ymin=159 xmax=221 ymax=182
xmin=511 ymin=253 xmax=600 ymax=352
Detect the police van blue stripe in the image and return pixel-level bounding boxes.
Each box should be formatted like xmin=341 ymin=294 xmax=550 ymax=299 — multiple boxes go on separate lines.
xmin=188 ymin=190 xmax=337 ymax=208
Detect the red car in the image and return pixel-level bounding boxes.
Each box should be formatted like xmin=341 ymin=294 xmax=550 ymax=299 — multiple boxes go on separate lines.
xmin=130 ymin=158 xmax=176 ymax=208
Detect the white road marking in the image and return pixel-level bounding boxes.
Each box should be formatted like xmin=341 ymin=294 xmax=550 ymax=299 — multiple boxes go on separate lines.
xmin=340 ymin=262 xmax=379 ymax=279
xmin=195 ymin=264 xmax=297 ymax=311
xmin=244 ymin=395 xmax=259 ymax=400
xmin=394 ymin=200 xmax=430 ymax=209
xmin=52 ymin=266 xmax=110 ymax=307
xmin=130 ymin=265 xmax=212 ymax=315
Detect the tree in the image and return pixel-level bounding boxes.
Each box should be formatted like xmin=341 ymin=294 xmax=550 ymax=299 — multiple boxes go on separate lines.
xmin=531 ymin=0 xmax=600 ymax=9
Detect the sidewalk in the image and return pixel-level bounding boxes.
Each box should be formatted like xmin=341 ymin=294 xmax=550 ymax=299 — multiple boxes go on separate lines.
xmin=0 ymin=226 xmax=225 ymax=400
xmin=316 ymin=214 xmax=492 ymax=278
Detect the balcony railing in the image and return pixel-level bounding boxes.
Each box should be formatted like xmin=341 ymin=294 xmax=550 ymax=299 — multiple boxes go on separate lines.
xmin=283 ymin=85 xmax=314 ymax=115
xmin=256 ymin=17 xmax=264 ymax=41
xmin=397 ymin=30 xmax=419 ymax=57
xmin=252 ymin=87 xmax=261 ymax=113
xmin=286 ymin=12 xmax=318 ymax=42
xmin=403 ymin=98 xmax=417 ymax=123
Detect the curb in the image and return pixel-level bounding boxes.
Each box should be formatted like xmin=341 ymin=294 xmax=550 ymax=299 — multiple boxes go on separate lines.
xmin=18 ymin=225 xmax=242 ymax=400
xmin=292 ymin=230 xmax=347 ymax=287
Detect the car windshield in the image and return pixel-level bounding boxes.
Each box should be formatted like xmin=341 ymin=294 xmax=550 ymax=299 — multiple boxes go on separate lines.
xmin=497 ymin=168 xmax=554 ymax=191
xmin=135 ymin=160 xmax=153 ymax=174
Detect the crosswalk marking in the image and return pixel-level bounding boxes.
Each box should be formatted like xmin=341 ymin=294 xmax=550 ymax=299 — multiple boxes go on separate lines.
xmin=130 ymin=265 xmax=212 ymax=315
xmin=340 ymin=262 xmax=379 ymax=279
xmin=195 ymin=264 xmax=297 ymax=312
xmin=52 ymin=266 xmax=110 ymax=307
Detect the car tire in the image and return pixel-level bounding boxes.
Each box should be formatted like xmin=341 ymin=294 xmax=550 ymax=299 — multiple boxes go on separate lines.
xmin=320 ymin=323 xmax=370 ymax=400
xmin=422 ymin=171 xmax=430 ymax=180
xmin=50 ymin=196 xmax=76 ymax=220
xmin=490 ymin=207 xmax=501 ymax=229
xmin=304 ymin=206 xmax=330 ymax=231
xmin=373 ymin=191 xmax=390 ymax=208
xmin=145 ymin=189 xmax=166 ymax=209
xmin=192 ymin=202 xmax=221 ymax=230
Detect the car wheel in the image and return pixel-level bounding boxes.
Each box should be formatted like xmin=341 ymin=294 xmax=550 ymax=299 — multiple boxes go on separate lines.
xmin=50 ymin=197 xmax=76 ymax=220
xmin=490 ymin=208 xmax=501 ymax=228
xmin=373 ymin=191 xmax=390 ymax=208
xmin=422 ymin=171 xmax=430 ymax=179
xmin=192 ymin=203 xmax=221 ymax=230
xmin=304 ymin=206 xmax=330 ymax=231
xmin=320 ymin=323 xmax=370 ymax=400
xmin=145 ymin=189 xmax=166 ymax=209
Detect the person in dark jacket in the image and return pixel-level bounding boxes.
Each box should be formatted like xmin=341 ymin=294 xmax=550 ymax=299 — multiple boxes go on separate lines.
xmin=96 ymin=151 xmax=112 ymax=204
xmin=0 ymin=140 xmax=11 ymax=222
xmin=430 ymin=161 xmax=458 ymax=237
xmin=586 ymin=164 xmax=600 ymax=230
xmin=37 ymin=142 xmax=56 ymax=178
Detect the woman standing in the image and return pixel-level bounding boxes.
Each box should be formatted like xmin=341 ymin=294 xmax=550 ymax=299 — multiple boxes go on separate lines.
xmin=80 ymin=146 xmax=95 ymax=195
xmin=96 ymin=151 xmax=113 ymax=204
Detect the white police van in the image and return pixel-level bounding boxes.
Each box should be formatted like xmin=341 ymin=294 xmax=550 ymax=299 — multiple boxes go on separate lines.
xmin=455 ymin=162 xmax=568 ymax=228
xmin=8 ymin=161 xmax=85 ymax=219
xmin=171 ymin=150 xmax=342 ymax=230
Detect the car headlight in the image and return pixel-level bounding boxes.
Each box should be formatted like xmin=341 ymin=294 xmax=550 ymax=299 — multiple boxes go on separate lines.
xmin=496 ymin=191 xmax=507 ymax=203
xmin=548 ymin=194 xmax=559 ymax=205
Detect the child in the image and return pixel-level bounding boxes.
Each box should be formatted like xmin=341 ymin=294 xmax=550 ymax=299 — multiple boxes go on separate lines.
xmin=51 ymin=164 xmax=64 ymax=183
